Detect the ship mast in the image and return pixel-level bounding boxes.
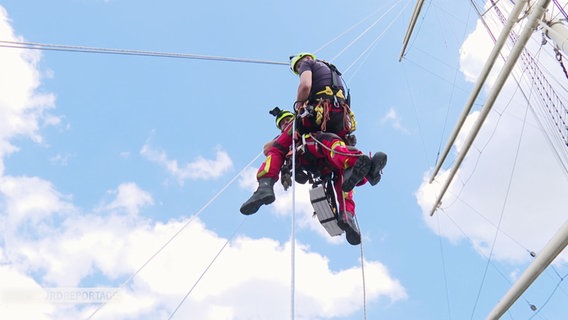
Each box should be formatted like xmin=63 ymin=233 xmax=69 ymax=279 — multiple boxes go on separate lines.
xmin=400 ymin=0 xmax=568 ymax=318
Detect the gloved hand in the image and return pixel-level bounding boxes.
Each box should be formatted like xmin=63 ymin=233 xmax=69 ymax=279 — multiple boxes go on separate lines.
xmin=346 ymin=134 xmax=357 ymax=146
xmin=280 ymin=168 xmax=292 ymax=190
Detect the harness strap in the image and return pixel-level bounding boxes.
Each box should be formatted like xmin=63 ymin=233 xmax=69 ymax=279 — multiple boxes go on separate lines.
xmin=317 ymin=59 xmax=343 ymax=91
xmin=309 ymin=98 xmax=356 ymax=134
xmin=273 ymin=141 xmax=289 ymax=154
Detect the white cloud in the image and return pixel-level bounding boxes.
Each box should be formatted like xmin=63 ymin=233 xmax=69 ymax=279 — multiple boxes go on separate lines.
xmin=0 ymin=5 xmax=406 ymax=320
xmin=0 ymin=181 xmax=406 ymax=319
xmin=380 ymin=107 xmax=410 ymax=134
xmin=102 ymin=182 xmax=154 ymax=216
xmin=0 ymin=265 xmax=54 ymax=320
xmin=140 ymin=142 xmax=233 ymax=183
xmin=418 ymin=102 xmax=568 ymax=263
xmin=416 ymin=1 xmax=568 ymax=265
xmin=0 ymin=175 xmax=74 ymax=229
xmin=0 ymin=7 xmax=57 ymax=173
xmin=48 ymin=153 xmax=73 ymax=166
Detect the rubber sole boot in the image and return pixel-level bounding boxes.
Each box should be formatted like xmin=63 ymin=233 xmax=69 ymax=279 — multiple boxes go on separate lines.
xmin=337 ymin=212 xmax=361 ymax=245
xmin=366 ymin=152 xmax=388 ymax=186
xmin=240 ymin=178 xmax=276 ymax=215
xmin=342 ymin=155 xmax=371 ymax=192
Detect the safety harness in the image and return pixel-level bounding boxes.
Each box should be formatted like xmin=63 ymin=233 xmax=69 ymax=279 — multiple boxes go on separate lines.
xmin=299 ymin=60 xmax=357 ymax=137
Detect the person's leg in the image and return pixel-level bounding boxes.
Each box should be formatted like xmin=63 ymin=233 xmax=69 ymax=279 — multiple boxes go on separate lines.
xmin=333 ymin=179 xmax=361 ymax=245
xmin=240 ymin=132 xmax=292 ymax=215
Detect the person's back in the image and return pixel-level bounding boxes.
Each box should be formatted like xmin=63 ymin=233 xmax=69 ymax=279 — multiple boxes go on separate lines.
xmin=300 ymin=59 xmax=342 ymax=98
xmin=291 ymin=53 xmax=355 ymax=139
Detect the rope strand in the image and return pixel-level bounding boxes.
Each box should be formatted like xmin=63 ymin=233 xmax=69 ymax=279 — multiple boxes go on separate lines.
xmin=86 ymin=151 xmax=264 ymax=319
xmin=0 ymin=40 xmax=288 ymax=65
xmin=168 ymin=218 xmax=248 ymax=319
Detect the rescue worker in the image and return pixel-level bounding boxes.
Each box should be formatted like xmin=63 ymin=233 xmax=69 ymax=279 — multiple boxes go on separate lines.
xmin=239 ymin=109 xmax=295 ymax=216
xmin=290 ymin=52 xmax=356 ymax=141
xmin=288 ymin=52 xmax=382 ymax=190
xmin=288 ymin=52 xmax=388 ymax=244
xmin=240 ymin=108 xmax=387 ymax=245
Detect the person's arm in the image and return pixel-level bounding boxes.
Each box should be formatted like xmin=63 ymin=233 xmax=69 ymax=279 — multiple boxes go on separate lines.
xmin=263 ymin=139 xmax=275 ymax=155
xmin=295 ymin=70 xmax=312 ymax=112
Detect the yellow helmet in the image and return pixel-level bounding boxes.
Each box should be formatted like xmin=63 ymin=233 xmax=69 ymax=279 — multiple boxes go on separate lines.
xmin=276 ymin=110 xmax=294 ymax=129
xmin=289 ymin=52 xmax=315 ymax=75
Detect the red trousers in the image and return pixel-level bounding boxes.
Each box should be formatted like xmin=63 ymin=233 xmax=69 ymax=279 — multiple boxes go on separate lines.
xmin=300 ymin=132 xmax=364 ymax=216
xmin=256 ymin=122 xmax=294 ymax=181
xmin=257 ymin=128 xmax=362 ymax=216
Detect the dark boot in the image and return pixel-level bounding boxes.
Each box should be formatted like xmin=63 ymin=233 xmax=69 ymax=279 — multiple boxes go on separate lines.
xmin=342 ymin=155 xmax=371 ymax=192
xmin=366 ymin=152 xmax=387 ymax=186
xmin=337 ymin=211 xmax=361 ymax=245
xmin=240 ymin=178 xmax=276 ymax=215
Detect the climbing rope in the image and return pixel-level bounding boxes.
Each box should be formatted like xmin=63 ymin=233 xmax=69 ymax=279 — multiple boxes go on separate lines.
xmin=300 ymin=132 xmax=366 ymax=158
xmin=290 ymin=109 xmax=298 ymax=320
xmin=354 ymin=215 xmax=368 ymax=320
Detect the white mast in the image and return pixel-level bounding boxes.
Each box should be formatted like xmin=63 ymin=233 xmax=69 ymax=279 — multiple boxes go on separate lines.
xmin=429 ymin=0 xmax=551 ymax=216
xmin=485 ymin=220 xmax=568 ymax=320
xmin=399 ymin=0 xmax=425 ymax=61
xmin=542 ymin=18 xmax=568 ymax=55
xmin=429 ymin=0 xmax=528 ymax=182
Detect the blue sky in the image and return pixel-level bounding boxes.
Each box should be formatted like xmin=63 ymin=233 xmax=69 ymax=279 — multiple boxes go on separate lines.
xmin=1 ymin=1 xmax=567 ymax=319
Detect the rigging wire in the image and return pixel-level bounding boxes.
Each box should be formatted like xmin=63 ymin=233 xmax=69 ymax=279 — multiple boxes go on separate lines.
xmin=458 ymin=197 xmax=534 ymax=255
xmin=330 ymin=0 xmax=402 ymax=63
xmin=439 ymin=69 xmax=525 ymax=214
xmin=438 ymin=208 xmax=538 ymax=311
xmin=313 ymin=4 xmax=389 ymax=55
xmin=526 ymin=269 xmax=568 ymax=319
xmin=167 ymin=217 xmax=247 ymax=319
xmin=469 ymin=80 xmax=533 ymax=320
xmin=343 ymin=1 xmax=409 ymax=77
xmin=433 ymin=5 xmax=475 ymax=176
xmin=435 ymin=214 xmax=453 ymax=319
xmin=399 ymin=2 xmax=483 ymax=317
xmin=552 ymin=0 xmax=568 ymax=20
xmin=0 ymin=40 xmax=288 ymax=66
xmin=527 ymin=274 xmax=566 ymax=320
xmin=86 ymin=151 xmax=265 ymax=319
xmin=355 ymin=217 xmax=368 ymax=320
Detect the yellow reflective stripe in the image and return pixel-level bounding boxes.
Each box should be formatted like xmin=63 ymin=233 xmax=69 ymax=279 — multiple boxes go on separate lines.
xmin=342 ymin=190 xmax=353 ymax=199
xmin=257 ymin=155 xmax=272 ymax=178
xmin=330 ymin=140 xmax=345 ymax=159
